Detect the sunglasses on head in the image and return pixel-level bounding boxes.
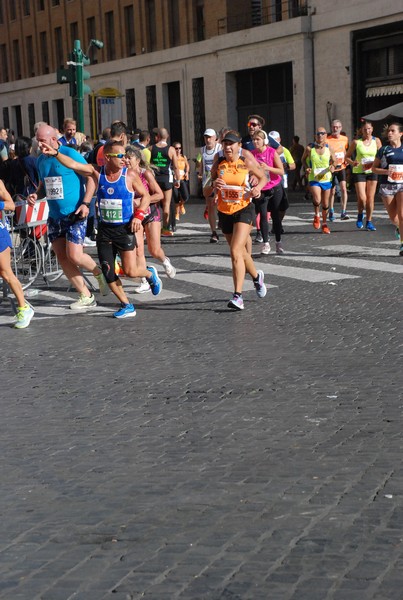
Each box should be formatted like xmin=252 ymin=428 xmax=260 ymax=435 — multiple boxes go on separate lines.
xmin=106 ymin=153 xmax=125 ymax=158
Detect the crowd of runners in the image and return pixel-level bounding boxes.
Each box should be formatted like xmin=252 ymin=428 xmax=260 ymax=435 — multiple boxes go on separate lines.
xmin=0 ymin=114 xmax=402 ymax=328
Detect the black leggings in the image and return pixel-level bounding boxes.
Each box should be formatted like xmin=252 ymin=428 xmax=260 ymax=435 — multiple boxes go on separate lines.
xmin=255 ymin=184 xmax=283 ymax=242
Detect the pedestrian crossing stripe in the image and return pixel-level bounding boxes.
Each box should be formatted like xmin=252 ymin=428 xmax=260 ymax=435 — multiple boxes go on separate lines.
xmin=280 ymin=253 xmax=403 ymax=274
xmin=314 ymin=245 xmax=399 ymax=257
xmin=184 ymin=255 xmax=359 ymax=282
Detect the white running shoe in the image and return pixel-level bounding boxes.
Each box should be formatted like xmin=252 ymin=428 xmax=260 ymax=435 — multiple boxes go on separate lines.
xmin=163 ymin=257 xmax=176 ymax=278
xmin=134 ymin=278 xmax=151 ymax=294
xmin=83 ymin=236 xmax=96 ymax=247
xmin=261 ymin=242 xmax=271 ymax=255
xmin=69 ymin=293 xmax=97 ymax=310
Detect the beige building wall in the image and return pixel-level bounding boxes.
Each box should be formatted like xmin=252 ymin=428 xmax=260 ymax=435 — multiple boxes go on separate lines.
xmin=0 ymin=0 xmax=402 ymax=164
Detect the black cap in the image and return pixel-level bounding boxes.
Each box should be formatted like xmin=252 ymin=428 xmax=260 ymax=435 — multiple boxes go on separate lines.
xmin=222 ymin=133 xmax=241 ymax=144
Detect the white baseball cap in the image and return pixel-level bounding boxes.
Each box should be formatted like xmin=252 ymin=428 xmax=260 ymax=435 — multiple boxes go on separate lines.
xmin=269 ymin=130 xmax=280 ymax=140
xmin=204 ymin=128 xmax=216 ymax=137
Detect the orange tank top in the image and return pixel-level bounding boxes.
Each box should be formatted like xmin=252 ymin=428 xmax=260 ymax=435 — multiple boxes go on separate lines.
xmin=216 ymin=157 xmax=251 ymax=215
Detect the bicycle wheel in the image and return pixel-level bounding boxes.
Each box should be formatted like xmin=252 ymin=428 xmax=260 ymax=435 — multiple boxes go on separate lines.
xmin=11 ymin=237 xmax=43 ymax=290
xmin=42 ymin=243 xmax=63 ymax=283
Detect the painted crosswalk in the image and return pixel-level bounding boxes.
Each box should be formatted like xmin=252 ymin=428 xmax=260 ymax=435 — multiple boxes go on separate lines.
xmin=1 ymin=235 xmax=401 ymax=325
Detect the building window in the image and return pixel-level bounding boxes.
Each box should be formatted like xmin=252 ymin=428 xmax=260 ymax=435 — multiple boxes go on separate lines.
xmin=105 ymin=12 xmax=115 ymax=60
xmin=42 ymin=101 xmax=49 ymax=123
xmin=146 ymin=85 xmax=157 ymax=132
xmin=192 ymin=78 xmax=205 ymax=147
xmin=124 ymin=5 xmax=136 ymax=56
xmin=86 ymin=16 xmax=98 ymax=64
xmin=9 ymin=0 xmax=16 ymax=20
xmin=3 ymin=107 xmax=10 ymax=130
xmin=0 ymin=1 xmax=4 ymax=24
xmin=40 ymin=32 xmax=49 ymax=74
xmin=13 ymin=39 xmax=21 ymax=80
xmin=70 ymin=22 xmax=79 ymax=46
xmin=146 ymin=0 xmax=157 ymax=51
xmin=51 ymin=0 xmax=60 ymax=6
xmin=168 ymin=0 xmax=180 ymax=47
xmin=37 ymin=0 xmax=44 ymax=10
xmin=26 ymin=36 xmax=35 ymax=77
xmin=13 ymin=105 xmax=23 ymax=136
xmin=126 ymin=89 xmax=136 ymax=131
xmin=23 ymin=0 xmax=30 ymax=16
xmin=28 ymin=103 xmax=36 ymax=137
xmin=55 ymin=27 xmax=63 ymax=69
xmin=0 ymin=44 xmax=8 ymax=83
xmin=194 ymin=0 xmax=205 ymax=41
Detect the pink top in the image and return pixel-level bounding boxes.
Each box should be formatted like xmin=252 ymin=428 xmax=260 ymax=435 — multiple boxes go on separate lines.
xmin=251 ymin=146 xmax=281 ymax=190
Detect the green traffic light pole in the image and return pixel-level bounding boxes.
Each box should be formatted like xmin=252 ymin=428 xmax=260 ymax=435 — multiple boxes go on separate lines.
xmin=71 ymin=39 xmax=103 ymax=133
xmin=73 ymin=40 xmax=86 ymax=132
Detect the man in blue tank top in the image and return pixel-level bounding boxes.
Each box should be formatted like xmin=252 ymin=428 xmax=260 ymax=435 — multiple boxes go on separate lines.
xmin=38 ymin=139 xmax=163 ymax=319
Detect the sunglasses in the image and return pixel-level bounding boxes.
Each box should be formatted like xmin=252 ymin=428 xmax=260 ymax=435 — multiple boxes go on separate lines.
xmin=248 ymin=122 xmax=259 ymax=127
xmin=106 ymin=153 xmax=125 ymax=158
xmin=174 ymin=146 xmax=181 ymax=149
xmin=316 ymin=132 xmax=326 ymax=136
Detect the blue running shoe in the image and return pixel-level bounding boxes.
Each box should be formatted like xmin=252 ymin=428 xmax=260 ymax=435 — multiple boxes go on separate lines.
xmin=113 ymin=303 xmax=136 ymax=318
xmin=228 ymin=294 xmax=244 ymax=310
xmin=395 ymin=227 xmax=400 ymax=240
xmin=253 ymin=270 xmax=267 ymax=298
xmin=356 ymin=214 xmax=364 ymax=229
xmin=328 ymin=209 xmax=335 ymax=222
xmin=365 ymin=220 xmax=376 ymax=231
xmin=146 ymin=265 xmax=162 ymax=296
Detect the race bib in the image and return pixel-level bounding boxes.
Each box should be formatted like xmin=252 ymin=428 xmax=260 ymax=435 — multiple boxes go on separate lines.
xmin=334 ymin=151 xmax=344 ymax=166
xmin=220 ymin=185 xmax=244 ymax=202
xmin=179 ymin=169 xmax=185 ymax=178
xmin=388 ymin=164 xmax=403 ymax=183
xmin=314 ymin=167 xmax=327 ymax=180
xmin=99 ymin=198 xmax=123 ymax=223
xmin=44 ymin=176 xmax=64 ymax=200
xmin=361 ymin=157 xmax=374 ymax=173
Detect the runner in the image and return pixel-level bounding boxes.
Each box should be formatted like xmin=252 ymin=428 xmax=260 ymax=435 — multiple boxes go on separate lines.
xmin=39 ymin=139 xmax=163 ymax=318
xmin=172 ymin=142 xmax=190 ymax=221
xmin=345 ymin=120 xmax=381 ymax=231
xmin=327 ymin=119 xmax=349 ymax=221
xmin=28 ymin=124 xmax=109 ymax=311
xmin=0 ymin=179 xmax=34 ymax=328
xmin=251 ymin=130 xmax=284 ymax=254
xmin=302 ymin=127 xmax=335 ymax=234
xmin=372 ymin=122 xmax=403 ymax=256
xmin=207 ymin=130 xmax=267 ymax=311
xmin=196 ymin=129 xmax=222 ymax=243
xmin=125 ymin=146 xmax=176 ymax=294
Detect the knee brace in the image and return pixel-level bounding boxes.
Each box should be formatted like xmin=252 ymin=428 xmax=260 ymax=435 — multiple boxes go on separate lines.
xmin=101 ymin=260 xmax=119 ymax=284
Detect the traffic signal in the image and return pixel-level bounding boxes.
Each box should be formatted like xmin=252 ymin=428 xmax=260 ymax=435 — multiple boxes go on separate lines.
xmin=56 ymin=52 xmax=76 ymax=97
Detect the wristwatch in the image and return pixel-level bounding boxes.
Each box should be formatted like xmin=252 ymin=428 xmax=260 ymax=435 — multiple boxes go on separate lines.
xmin=81 ymin=202 xmax=91 ymax=207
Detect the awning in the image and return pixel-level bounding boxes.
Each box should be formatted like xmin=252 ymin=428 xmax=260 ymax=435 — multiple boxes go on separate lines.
xmin=366 ymin=84 xmax=403 ymax=98
xmin=363 ymin=102 xmax=403 ymax=120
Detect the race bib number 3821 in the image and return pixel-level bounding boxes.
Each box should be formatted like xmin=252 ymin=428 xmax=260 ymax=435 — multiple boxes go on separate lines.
xmin=44 ymin=176 xmax=64 ymax=200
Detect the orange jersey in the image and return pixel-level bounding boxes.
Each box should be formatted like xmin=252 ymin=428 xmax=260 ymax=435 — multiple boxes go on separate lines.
xmin=177 ymin=155 xmax=187 ymax=180
xmin=327 ymin=134 xmax=349 ymax=170
xmin=216 ymin=157 xmax=251 ymax=215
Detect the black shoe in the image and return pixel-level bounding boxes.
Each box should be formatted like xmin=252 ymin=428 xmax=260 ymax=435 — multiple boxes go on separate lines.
xmin=210 ymin=232 xmax=219 ymax=243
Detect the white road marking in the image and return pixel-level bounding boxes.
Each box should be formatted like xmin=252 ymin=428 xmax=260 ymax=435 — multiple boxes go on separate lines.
xmin=184 ymin=255 xmax=358 ymax=282
xmin=280 ymin=254 xmax=403 ymax=274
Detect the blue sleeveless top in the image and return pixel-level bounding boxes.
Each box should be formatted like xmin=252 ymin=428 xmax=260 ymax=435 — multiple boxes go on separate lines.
xmin=97 ymin=167 xmax=134 ymax=225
